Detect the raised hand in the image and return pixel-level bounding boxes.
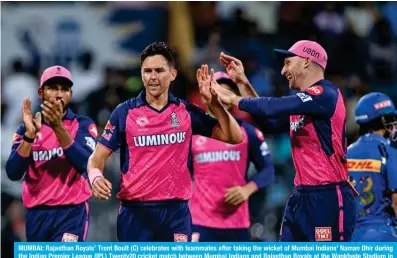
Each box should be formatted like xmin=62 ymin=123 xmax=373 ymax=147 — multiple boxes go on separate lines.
xmin=41 ymin=98 xmax=64 ymax=129
xmin=219 ymin=52 xmax=248 ymax=85
xmin=197 ymin=65 xmax=212 ymax=105
xmin=210 ymin=71 xmax=239 ymax=107
xmin=22 ymin=98 xmax=41 ymax=138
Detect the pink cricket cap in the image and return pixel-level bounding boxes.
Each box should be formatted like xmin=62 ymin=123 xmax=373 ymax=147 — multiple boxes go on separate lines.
xmin=214 ymin=71 xmax=230 ymax=81
xmin=274 ymin=40 xmax=328 ymax=69
xmin=40 ymin=65 xmax=73 ymax=88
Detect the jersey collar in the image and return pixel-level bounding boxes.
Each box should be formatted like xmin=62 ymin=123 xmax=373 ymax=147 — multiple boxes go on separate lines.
xmin=63 ymin=108 xmax=77 ymax=120
xmin=363 ymin=133 xmax=389 ymax=145
xmin=136 ymin=90 xmax=180 ymax=108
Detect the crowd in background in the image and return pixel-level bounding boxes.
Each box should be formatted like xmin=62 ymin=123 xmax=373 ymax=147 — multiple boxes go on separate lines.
xmin=1 ymin=1 xmax=396 ymax=253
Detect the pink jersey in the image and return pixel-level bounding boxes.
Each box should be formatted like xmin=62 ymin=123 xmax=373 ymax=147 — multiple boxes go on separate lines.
xmin=290 ymin=83 xmax=348 ymax=186
xmin=98 ymin=92 xmax=219 ymax=203
xmin=190 ymin=121 xmax=274 ymax=229
xmin=6 ymin=109 xmax=97 ymax=208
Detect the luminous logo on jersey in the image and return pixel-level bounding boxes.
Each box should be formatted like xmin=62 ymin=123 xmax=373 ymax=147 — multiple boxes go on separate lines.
xmin=32 ymin=147 xmax=64 ymax=161
xmin=195 ymin=150 xmax=241 ymax=163
xmin=171 ymin=112 xmax=180 ymax=128
xmin=374 ymin=100 xmax=392 ymax=110
xmin=133 ymin=132 xmax=186 ymax=147
xmin=290 ymin=117 xmax=305 ymax=131
xmin=347 ymin=159 xmax=381 ymax=173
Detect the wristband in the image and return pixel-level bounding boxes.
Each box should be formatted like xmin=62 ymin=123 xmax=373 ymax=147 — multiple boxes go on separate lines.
xmin=88 ymin=168 xmax=103 ymax=185
xmin=23 ymin=134 xmax=35 ymax=143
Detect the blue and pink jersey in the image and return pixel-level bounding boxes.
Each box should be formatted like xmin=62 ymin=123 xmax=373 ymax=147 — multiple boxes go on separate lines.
xmin=97 ymin=91 xmax=219 ymax=203
xmin=190 ymin=120 xmax=274 ymax=229
xmin=239 ymin=79 xmax=348 ymax=187
xmin=5 ymin=109 xmax=97 ymax=208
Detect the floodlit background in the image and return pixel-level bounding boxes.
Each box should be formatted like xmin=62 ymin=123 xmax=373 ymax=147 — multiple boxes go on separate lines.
xmin=1 ymin=1 xmax=396 ymax=254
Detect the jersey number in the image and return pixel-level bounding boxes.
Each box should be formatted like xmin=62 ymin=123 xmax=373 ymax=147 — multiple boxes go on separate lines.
xmin=349 ymin=176 xmax=375 ymax=216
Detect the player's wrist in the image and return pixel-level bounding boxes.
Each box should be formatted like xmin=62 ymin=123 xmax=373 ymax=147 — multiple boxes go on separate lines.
xmin=88 ymin=168 xmax=104 ymax=185
xmin=24 ymin=132 xmax=36 ymax=142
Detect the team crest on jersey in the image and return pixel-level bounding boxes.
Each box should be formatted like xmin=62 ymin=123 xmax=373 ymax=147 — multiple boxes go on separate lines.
xmin=61 ymin=233 xmax=78 ymax=242
xmin=171 ymin=112 xmax=180 ymax=128
xmin=136 ymin=116 xmax=149 ymax=127
xmin=174 ymin=233 xmax=188 ymax=242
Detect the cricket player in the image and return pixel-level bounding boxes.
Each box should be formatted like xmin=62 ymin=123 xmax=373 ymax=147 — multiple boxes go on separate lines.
xmin=348 ymin=92 xmax=397 ymax=242
xmin=190 ymin=72 xmax=275 ymax=242
xmin=212 ymin=40 xmax=357 ymax=242
xmin=5 ymin=66 xmax=97 ymax=242
xmin=87 ymin=42 xmax=243 ymax=242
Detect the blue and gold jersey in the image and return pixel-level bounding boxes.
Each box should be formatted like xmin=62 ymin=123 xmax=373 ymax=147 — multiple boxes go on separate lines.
xmin=347 ymin=133 xmax=397 ymax=224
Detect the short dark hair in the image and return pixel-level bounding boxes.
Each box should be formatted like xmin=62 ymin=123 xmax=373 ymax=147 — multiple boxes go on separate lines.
xmin=140 ymin=42 xmax=175 ymax=67
xmin=358 ymin=117 xmax=384 ymax=136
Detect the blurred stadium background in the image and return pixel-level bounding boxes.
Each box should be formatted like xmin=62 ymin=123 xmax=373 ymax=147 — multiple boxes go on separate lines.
xmin=1 ymin=1 xmax=396 ymax=254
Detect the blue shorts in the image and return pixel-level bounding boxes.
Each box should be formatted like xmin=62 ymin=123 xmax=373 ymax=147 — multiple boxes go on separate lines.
xmin=280 ymin=182 xmax=356 ymax=242
xmin=26 ymin=202 xmax=89 ymax=242
xmin=117 ymin=200 xmax=192 ymax=242
xmin=352 ymin=220 xmax=397 ymax=242
xmin=192 ymin=225 xmax=250 ymax=242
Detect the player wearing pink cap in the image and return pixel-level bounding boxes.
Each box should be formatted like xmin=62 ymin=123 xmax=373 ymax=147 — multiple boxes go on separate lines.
xmin=212 ymin=40 xmax=357 ymax=242
xmin=190 ymin=71 xmax=275 ymax=242
xmin=5 ymin=66 xmax=98 ymax=242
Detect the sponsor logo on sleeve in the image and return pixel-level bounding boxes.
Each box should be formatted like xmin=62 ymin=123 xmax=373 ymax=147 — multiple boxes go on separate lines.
xmin=347 ymin=159 xmax=381 ymax=173
xmin=296 ymin=93 xmax=313 ymax=102
xmin=61 ymin=233 xmax=78 ymax=242
xmin=85 ymin=137 xmax=96 ymax=151
xmin=306 ymin=85 xmax=323 ymax=96
xmin=315 ymin=227 xmax=332 ymax=241
xmin=88 ymin=124 xmax=98 ymax=138
xmin=102 ymin=121 xmax=115 ymax=141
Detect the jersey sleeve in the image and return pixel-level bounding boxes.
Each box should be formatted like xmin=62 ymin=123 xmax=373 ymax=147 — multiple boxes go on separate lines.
xmin=63 ymin=117 xmax=98 ymax=173
xmin=185 ymin=102 xmax=219 ymax=137
xmin=5 ymin=124 xmax=30 ymax=181
xmin=386 ymin=146 xmax=397 ymax=193
xmin=97 ymin=103 xmax=125 ymax=152
xmin=238 ymin=85 xmax=338 ymax=119
xmin=243 ymin=122 xmax=275 ymax=189
xmin=252 ymin=115 xmax=290 ymax=134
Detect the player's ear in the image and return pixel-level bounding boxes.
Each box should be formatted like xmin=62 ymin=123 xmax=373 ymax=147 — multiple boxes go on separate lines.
xmin=170 ymin=67 xmax=177 ymax=82
xmin=304 ymin=58 xmax=311 ymax=69
xmin=37 ymin=88 xmax=44 ymax=100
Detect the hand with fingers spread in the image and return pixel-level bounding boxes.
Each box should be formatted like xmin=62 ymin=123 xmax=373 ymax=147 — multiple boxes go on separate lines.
xmin=197 ymin=65 xmax=212 ymax=106
xmin=210 ymin=74 xmax=241 ymax=107
xmin=22 ymin=98 xmax=42 ymax=139
xmin=91 ymin=176 xmax=112 ymax=200
xmin=219 ymin=52 xmax=248 ymax=85
xmin=41 ymin=98 xmax=64 ymax=129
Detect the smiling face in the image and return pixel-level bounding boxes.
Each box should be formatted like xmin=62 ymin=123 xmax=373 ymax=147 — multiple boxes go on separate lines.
xmin=141 ymin=54 xmax=177 ymax=98
xmin=281 ymin=56 xmax=308 ymax=90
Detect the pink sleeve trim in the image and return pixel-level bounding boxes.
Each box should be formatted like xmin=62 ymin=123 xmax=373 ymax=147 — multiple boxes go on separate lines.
xmin=16 ymin=149 xmax=30 ymax=158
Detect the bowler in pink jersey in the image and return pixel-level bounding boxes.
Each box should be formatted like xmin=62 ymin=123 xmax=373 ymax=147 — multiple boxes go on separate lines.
xmin=190 ymin=72 xmax=275 ymax=242
xmin=5 ymin=66 xmax=97 ymax=242
xmin=87 ymin=42 xmax=243 ymax=242
xmin=213 ymin=41 xmax=357 ymax=242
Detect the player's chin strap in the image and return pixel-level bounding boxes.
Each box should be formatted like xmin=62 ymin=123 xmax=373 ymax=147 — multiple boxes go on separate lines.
xmin=88 ymin=168 xmax=104 ymax=187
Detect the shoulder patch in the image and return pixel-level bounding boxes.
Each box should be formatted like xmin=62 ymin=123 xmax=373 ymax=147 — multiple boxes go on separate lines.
xmin=306 ymin=85 xmax=323 ymax=96
xmin=88 ymin=124 xmax=98 ymax=138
